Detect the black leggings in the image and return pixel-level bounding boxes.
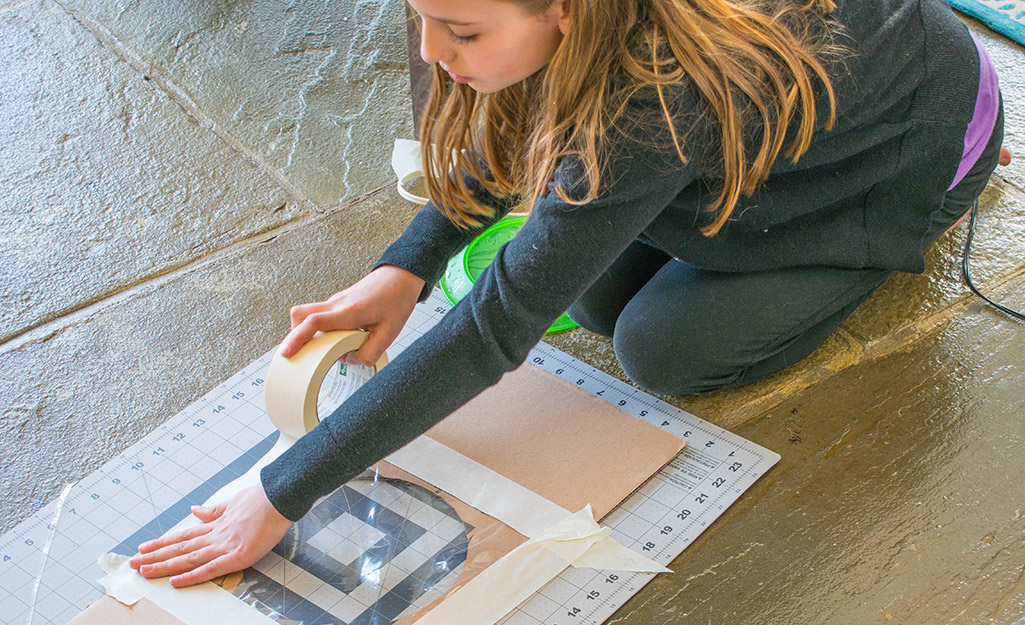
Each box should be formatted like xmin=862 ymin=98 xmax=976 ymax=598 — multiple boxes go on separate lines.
xmin=568 ymin=106 xmax=1005 ymax=395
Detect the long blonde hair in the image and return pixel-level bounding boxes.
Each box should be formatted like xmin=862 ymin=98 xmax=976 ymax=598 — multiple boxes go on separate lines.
xmin=420 ymin=0 xmax=839 ymax=236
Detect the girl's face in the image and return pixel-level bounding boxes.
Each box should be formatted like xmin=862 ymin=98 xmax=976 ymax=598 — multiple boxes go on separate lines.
xmin=408 ymin=0 xmax=570 ymax=94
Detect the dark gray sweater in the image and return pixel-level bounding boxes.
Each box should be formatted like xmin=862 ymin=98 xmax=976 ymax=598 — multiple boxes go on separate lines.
xmin=262 ymin=0 xmax=981 ymax=521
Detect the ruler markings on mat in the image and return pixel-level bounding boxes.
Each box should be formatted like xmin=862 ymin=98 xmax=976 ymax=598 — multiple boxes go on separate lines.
xmin=0 ymin=290 xmax=778 ymax=625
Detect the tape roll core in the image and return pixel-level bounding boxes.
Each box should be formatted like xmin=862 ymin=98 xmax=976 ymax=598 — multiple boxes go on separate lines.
xmin=264 ymin=330 xmax=389 ymax=440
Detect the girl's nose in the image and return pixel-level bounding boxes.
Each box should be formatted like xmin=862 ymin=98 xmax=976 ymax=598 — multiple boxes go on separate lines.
xmin=419 ymin=20 xmax=453 ymax=65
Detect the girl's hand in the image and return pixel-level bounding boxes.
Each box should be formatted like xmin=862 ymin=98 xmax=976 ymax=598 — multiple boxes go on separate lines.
xmin=280 ymin=265 xmax=425 ymax=364
xmin=129 ymin=485 xmax=293 ymax=588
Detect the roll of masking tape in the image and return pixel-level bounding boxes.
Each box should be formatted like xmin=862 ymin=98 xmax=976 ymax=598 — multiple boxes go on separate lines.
xmin=264 ymin=330 xmax=389 ymax=440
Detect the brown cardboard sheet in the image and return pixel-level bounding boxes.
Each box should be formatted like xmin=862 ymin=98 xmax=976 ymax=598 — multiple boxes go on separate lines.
xmin=428 ymin=363 xmax=685 ymax=521
xmin=68 ymin=596 xmax=183 ymax=625
xmin=71 ymin=362 xmax=683 ymax=625
xmin=374 ymin=463 xmax=526 ymax=625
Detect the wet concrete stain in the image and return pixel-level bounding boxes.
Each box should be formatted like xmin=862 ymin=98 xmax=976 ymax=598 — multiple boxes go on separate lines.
xmin=610 ymin=287 xmax=1025 ymax=623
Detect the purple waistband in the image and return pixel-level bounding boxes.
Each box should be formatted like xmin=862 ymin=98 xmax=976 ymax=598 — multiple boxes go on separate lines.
xmin=949 ymin=34 xmax=1000 ymax=190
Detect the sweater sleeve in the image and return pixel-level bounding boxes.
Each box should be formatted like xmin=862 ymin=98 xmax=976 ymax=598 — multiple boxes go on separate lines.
xmin=261 ymin=94 xmax=704 ymax=522
xmin=376 ymin=175 xmax=517 ymax=302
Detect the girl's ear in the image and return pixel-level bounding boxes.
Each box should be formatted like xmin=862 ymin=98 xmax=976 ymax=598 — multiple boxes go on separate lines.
xmin=556 ymin=0 xmax=571 ymax=34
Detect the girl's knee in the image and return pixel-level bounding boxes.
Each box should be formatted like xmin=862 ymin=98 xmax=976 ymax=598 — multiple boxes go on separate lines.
xmin=567 ymin=298 xmax=617 ymax=338
xmin=612 ymin=324 xmax=744 ymax=395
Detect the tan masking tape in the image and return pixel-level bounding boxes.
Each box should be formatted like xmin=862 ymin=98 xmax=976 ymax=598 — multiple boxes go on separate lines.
xmin=387 ymin=435 xmax=569 ymax=538
xmin=264 ymin=330 xmax=388 ymax=440
xmin=414 ymin=507 xmax=607 ymax=625
xmin=97 ymin=554 xmax=277 ymax=625
xmin=387 ymin=439 xmax=670 ymax=625
xmin=99 ymin=330 xmax=385 ymax=609
xmin=99 ymin=330 xmax=667 ymax=625
xmin=414 ymin=506 xmax=670 ymax=625
xmin=389 ymin=436 xmax=670 ymax=569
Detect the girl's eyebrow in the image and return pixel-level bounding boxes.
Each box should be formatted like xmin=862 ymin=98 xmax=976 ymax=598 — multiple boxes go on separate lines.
xmin=433 ymin=17 xmax=479 ymax=26
xmin=414 ymin=9 xmax=479 ymax=27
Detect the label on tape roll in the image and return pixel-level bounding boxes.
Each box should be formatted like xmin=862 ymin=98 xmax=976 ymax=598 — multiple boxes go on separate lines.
xmin=316 ymin=360 xmax=374 ymax=419
xmin=265 ymin=330 xmax=388 ymax=440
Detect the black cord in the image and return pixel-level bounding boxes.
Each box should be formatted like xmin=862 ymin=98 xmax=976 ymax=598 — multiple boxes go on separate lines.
xmin=961 ymin=199 xmax=1025 ymax=321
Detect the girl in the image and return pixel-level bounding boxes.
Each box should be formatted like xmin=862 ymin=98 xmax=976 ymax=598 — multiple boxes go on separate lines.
xmin=132 ymin=0 xmax=1007 ymax=586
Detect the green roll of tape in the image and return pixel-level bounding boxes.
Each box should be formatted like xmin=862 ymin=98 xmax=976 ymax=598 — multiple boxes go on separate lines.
xmin=439 ymin=216 xmax=578 ymax=334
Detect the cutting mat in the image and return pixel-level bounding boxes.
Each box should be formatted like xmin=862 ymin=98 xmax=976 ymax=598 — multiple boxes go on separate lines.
xmin=0 ymin=290 xmax=780 ymax=625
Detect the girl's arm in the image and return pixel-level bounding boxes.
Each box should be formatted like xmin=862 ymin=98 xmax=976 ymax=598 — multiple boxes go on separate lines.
xmin=134 ymin=87 xmax=703 ymax=586
xmin=261 ymin=93 xmax=703 ymax=522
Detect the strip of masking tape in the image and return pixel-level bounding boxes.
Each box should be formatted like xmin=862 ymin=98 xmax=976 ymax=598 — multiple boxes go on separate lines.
xmin=98 ymin=554 xmax=277 ymax=625
xmin=99 ymin=331 xmax=383 ymax=607
xmin=414 ymin=506 xmax=667 ymax=625
xmin=148 ymin=577 xmax=279 ymax=625
xmin=387 ymin=436 xmax=671 ymax=572
xmin=387 ymin=435 xmax=568 ymax=538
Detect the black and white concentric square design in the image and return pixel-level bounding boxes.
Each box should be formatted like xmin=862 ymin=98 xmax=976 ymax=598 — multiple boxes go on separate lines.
xmin=238 ymin=476 xmax=472 ymax=625
xmin=112 ymin=432 xmax=471 ymax=624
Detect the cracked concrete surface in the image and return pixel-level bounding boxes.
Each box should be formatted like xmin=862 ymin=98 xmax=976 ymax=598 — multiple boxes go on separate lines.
xmin=55 ymin=0 xmax=411 ymax=208
xmin=1 ymin=0 xmax=1023 ymax=622
xmin=0 ymin=0 xmax=308 ymax=342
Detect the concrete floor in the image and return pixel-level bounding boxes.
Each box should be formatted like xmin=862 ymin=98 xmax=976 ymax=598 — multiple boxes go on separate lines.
xmin=2 ymin=0 xmax=1024 ymax=621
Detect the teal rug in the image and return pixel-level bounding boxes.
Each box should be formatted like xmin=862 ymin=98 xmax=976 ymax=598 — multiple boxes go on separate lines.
xmin=950 ymin=0 xmax=1025 ymax=45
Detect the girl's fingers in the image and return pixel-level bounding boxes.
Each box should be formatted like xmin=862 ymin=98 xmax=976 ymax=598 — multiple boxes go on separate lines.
xmin=280 ymin=312 xmax=336 ymax=358
xmin=169 ymin=553 xmax=245 ymax=588
xmin=357 ymin=324 xmax=399 ymax=367
xmin=289 ymin=300 xmax=333 ymax=329
xmin=999 ymin=147 xmax=1011 ymax=167
xmin=135 ymin=523 xmax=212 ymax=556
xmin=137 ymin=544 xmax=221 ymax=580
xmin=131 ymin=534 xmax=213 ymax=570
xmin=288 ymin=303 xmax=312 ymax=329
xmin=190 ymin=500 xmax=228 ymax=523
xmin=290 ymin=298 xmax=352 ymax=329
xmin=280 ymin=307 xmax=364 ymax=358
xmin=279 ymin=320 xmax=321 ymax=359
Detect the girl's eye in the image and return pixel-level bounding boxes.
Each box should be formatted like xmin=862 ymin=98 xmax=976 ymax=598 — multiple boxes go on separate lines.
xmin=449 ymin=31 xmax=478 ymax=44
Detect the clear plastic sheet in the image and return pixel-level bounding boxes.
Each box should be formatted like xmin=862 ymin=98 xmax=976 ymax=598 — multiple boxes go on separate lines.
xmin=224 ymin=355 xmax=522 ymax=624
xmin=230 ymin=469 xmax=484 ymax=625
xmin=26 ymin=483 xmax=74 ymax=625
xmin=315 ymin=360 xmax=375 ymax=419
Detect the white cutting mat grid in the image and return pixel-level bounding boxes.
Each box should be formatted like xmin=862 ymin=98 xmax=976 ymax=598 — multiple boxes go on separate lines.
xmin=0 ymin=290 xmax=779 ymax=625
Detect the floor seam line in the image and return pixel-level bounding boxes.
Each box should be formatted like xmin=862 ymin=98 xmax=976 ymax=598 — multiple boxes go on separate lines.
xmin=993 ymin=173 xmax=1025 ymax=202
xmin=0 ymin=186 xmax=394 ymax=354
xmin=49 ymin=0 xmax=319 ymax=214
